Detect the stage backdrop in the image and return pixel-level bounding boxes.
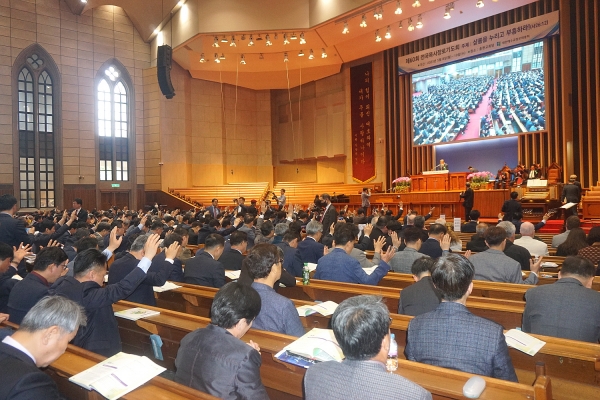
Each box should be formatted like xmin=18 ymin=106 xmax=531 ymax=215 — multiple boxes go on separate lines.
xmin=350 ymin=63 xmax=375 ymax=183
xmin=434 ymin=136 xmax=518 ymax=174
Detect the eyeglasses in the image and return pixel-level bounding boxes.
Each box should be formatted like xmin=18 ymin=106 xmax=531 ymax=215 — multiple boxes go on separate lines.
xmin=58 ymin=262 xmax=68 ymax=270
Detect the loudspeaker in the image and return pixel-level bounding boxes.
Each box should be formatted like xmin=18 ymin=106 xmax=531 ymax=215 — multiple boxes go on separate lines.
xmin=157 ymin=45 xmax=175 ymax=99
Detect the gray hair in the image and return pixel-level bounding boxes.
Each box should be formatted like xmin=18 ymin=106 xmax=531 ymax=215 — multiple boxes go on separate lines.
xmin=306 ymin=220 xmax=323 ymax=235
xmin=274 ymin=223 xmax=289 ymax=236
xmin=20 ymin=296 xmax=87 ymax=334
xmin=475 ymin=223 xmax=489 ymax=235
xmin=130 ymin=234 xmax=149 ymax=252
xmin=497 ymin=221 xmax=516 ymax=237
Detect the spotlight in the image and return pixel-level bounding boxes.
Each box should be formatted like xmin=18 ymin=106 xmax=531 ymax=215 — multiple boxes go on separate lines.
xmin=342 ymin=22 xmax=349 ymax=34
xmin=259 ymin=53 xmax=264 ymax=60
xmin=299 ymin=33 xmax=306 ymax=44
xmin=219 ymin=53 xmax=225 ymax=60
xmin=308 ymin=49 xmax=314 ymax=59
xmin=221 ymin=36 xmax=228 ymax=43
xmin=444 ymin=5 xmax=451 ymax=19
xmin=374 ymin=9 xmax=380 ymax=20
xmin=241 ymin=34 xmax=246 ymax=40
xmin=399 ymin=20 xmax=403 ymax=28
xmin=412 ymin=0 xmax=421 ymax=7
xmin=321 ymin=48 xmax=327 ymax=58
xmin=230 ymin=36 xmax=236 ymax=47
xmin=265 ymin=34 xmax=272 ymax=46
xmin=360 ymin=14 xmax=367 ymax=28
xmin=248 ymin=35 xmax=254 ymax=46
xmin=378 ymin=7 xmax=383 ymax=19
xmin=476 ymin=0 xmax=484 ymax=7
xmin=291 ymin=33 xmax=298 ymax=40
xmin=81 ymin=0 xmax=87 ymax=3
xmin=240 ymin=54 xmax=246 ymax=64
xmin=284 ymin=52 xmax=289 ymax=62
xmin=395 ymin=1 xmax=402 ymax=14
xmin=408 ymin=18 xmax=414 ymax=31
xmin=214 ymin=53 xmax=220 ymax=63
xmin=416 ymin=15 xmax=423 ymax=28
xmin=283 ymin=33 xmax=290 ymax=45
xmin=375 ymin=30 xmax=382 ymax=42
xmin=212 ymin=36 xmax=220 ymax=47
xmin=298 ymin=50 xmax=304 ymax=56
xmin=199 ymin=53 xmax=206 ymax=63
xmin=385 ymin=26 xmax=391 ymax=39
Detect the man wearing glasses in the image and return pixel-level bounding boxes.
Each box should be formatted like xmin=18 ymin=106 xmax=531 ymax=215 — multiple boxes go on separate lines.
xmin=7 ymin=247 xmax=69 ymax=324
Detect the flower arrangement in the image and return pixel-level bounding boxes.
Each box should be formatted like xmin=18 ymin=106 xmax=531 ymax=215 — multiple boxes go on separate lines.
xmin=467 ymin=171 xmax=494 ymax=189
xmin=392 ymin=177 xmax=411 ymax=192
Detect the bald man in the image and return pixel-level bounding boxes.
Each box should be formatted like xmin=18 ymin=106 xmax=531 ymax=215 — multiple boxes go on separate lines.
xmin=514 ymin=222 xmax=549 ymax=257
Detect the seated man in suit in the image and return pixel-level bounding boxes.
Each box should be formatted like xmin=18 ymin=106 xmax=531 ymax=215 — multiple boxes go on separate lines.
xmin=8 ymin=247 xmax=68 ymax=324
xmin=305 ymin=295 xmax=432 ymax=400
xmin=315 ymin=224 xmax=394 ymax=285
xmin=108 ymin=234 xmax=180 ymax=306
xmin=276 ymin=231 xmax=303 ymax=277
xmin=0 ymin=296 xmax=86 ymax=399
xmin=466 ymin=223 xmax=489 ymax=252
xmin=389 ymin=227 xmax=429 ymax=273
xmin=184 ymin=234 xmax=226 ymax=288
xmin=246 ymin=244 xmax=304 ymax=337
xmin=218 ymin=231 xmax=247 ymax=271
xmin=0 ymin=242 xmax=31 ymax=314
xmin=552 ymin=216 xmax=580 ymax=248
xmin=460 ymin=210 xmax=480 ymax=233
xmin=0 ymin=194 xmax=31 ymax=248
xmin=523 ymin=256 xmax=600 ymax=343
xmin=497 ymin=221 xmax=532 ymax=271
xmin=398 ymin=257 xmax=441 ymax=316
xmin=419 ymin=223 xmax=450 ymax=259
xmin=296 ymin=220 xmax=324 ymax=264
xmin=406 ymin=254 xmax=518 ymax=381
xmin=175 ymin=282 xmax=268 ymax=399
xmin=51 ymin=234 xmax=161 ymax=357
xmin=469 ymin=227 xmax=540 ymax=284
xmin=501 ymin=191 xmax=522 ymax=222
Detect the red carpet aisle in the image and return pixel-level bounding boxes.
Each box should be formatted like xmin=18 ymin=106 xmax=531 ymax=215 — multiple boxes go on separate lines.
xmin=455 ymin=82 xmax=495 ymax=141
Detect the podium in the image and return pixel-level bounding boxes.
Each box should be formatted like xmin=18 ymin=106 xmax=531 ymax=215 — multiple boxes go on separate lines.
xmin=412 ymin=171 xmax=449 ymax=191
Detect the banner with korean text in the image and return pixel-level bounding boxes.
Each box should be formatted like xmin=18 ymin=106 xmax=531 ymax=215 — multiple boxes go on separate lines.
xmin=398 ymin=11 xmax=559 ymax=75
xmin=350 ymin=63 xmax=376 ymax=183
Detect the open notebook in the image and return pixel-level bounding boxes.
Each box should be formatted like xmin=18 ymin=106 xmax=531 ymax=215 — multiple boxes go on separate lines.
xmin=275 ymin=328 xmax=344 ymax=368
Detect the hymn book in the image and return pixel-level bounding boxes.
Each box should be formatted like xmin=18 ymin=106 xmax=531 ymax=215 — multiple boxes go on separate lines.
xmin=69 ymin=352 xmax=166 ymax=399
xmin=153 ymin=281 xmax=182 ymax=292
xmin=114 ymin=307 xmax=160 ymax=321
xmin=275 ymin=328 xmax=344 ymax=368
xmin=296 ymin=301 xmax=339 ymax=316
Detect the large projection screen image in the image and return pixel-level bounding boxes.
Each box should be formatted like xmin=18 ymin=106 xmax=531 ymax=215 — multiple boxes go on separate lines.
xmin=412 ymin=41 xmax=545 ymax=146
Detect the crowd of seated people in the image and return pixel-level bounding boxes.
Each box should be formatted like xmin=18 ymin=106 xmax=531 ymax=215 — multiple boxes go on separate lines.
xmin=413 ymin=76 xmax=493 ymax=145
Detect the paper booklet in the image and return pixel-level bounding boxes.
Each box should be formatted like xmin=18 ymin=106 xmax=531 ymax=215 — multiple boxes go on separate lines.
xmin=363 ymin=265 xmax=378 ymax=275
xmin=69 ymin=352 xmax=166 ymax=400
xmin=505 ymin=329 xmax=546 ymax=356
xmin=560 ymin=202 xmax=577 ymax=209
xmin=275 ymin=328 xmax=344 ymax=368
xmin=225 ymin=270 xmax=242 ymax=280
xmin=306 ymin=263 xmax=318 ymax=272
xmin=114 ymin=307 xmax=160 ymax=321
xmin=153 ymin=281 xmax=182 ymax=292
xmin=296 ymin=301 xmax=339 ymax=317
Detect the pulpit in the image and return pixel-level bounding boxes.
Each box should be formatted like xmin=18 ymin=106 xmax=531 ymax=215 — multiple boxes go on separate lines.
xmin=422 ymin=170 xmax=449 ymax=191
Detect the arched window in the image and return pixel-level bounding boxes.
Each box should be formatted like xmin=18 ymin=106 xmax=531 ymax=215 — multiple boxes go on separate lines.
xmin=97 ymin=65 xmax=129 ymax=181
xmin=15 ymin=51 xmax=57 ymax=208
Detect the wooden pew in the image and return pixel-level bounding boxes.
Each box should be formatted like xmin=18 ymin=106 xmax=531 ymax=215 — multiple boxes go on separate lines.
xmin=112 ymin=302 xmax=553 ymax=400
xmin=0 ymin=321 xmax=217 ymax=400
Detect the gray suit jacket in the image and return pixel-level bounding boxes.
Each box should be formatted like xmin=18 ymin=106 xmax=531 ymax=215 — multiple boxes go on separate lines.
xmin=398 ymin=276 xmax=441 ymax=316
xmin=470 ymin=249 xmax=538 ymax=284
xmin=350 ymin=248 xmax=380 ymax=269
xmin=389 ymin=247 xmax=429 ymax=274
xmin=304 ymin=359 xmax=432 ymax=400
xmin=551 ymin=230 xmax=569 ymax=248
xmin=406 ymin=302 xmax=518 ymax=382
xmin=523 ymin=278 xmax=600 ymax=343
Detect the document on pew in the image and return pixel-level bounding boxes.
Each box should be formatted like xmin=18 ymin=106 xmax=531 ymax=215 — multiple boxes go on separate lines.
xmin=306 ymin=263 xmax=318 ymax=272
xmin=153 ymin=281 xmax=182 ymax=292
xmin=505 ymin=329 xmax=546 ymax=356
xmin=69 ymin=352 xmax=166 ymax=400
xmin=275 ymin=328 xmax=344 ymax=368
xmin=296 ymin=301 xmax=339 ymax=317
xmin=363 ymin=265 xmax=378 ymax=275
xmin=114 ymin=307 xmax=160 ymax=321
xmin=225 ymin=270 xmax=241 ymax=280
xmin=560 ymin=202 xmax=577 ymax=209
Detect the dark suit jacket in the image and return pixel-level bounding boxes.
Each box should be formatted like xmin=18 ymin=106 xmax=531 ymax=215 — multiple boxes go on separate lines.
xmin=108 ymin=253 xmax=173 ymax=306
xmin=504 ymin=240 xmax=531 ymax=271
xmin=175 ymin=324 xmax=268 ymax=400
xmin=0 ymin=342 xmax=63 ymax=399
xmin=205 ymin=205 xmax=221 ymax=219
xmin=466 ymin=234 xmax=488 ymax=252
xmin=184 ymin=252 xmax=225 ymax=288
xmin=51 ymin=268 xmax=146 ymax=357
xmin=296 ymin=237 xmax=324 ymax=264
xmin=150 ymin=251 xmax=184 ymax=282
xmin=460 ymin=188 xmax=474 ymax=208
xmin=406 ymin=302 xmax=518 ymax=381
xmin=398 ymin=276 xmax=441 ymax=316
xmin=460 ymin=221 xmax=477 ymax=233
xmin=0 ymin=213 xmax=30 ymax=247
xmin=523 ymin=278 xmax=600 ymax=343
xmin=561 ymin=183 xmax=581 ymax=203
xmin=218 ymin=249 xmax=245 ymax=271
xmin=276 ymin=242 xmax=303 ymax=277
xmin=419 ymin=238 xmax=444 ymax=259
xmin=238 ymin=262 xmax=296 ymax=290
xmin=320 ymin=205 xmax=338 ymax=235
xmin=501 ymin=199 xmax=522 ymax=222
xmin=8 ymin=272 xmax=50 ymax=325
xmin=74 ymin=208 xmax=88 ymax=223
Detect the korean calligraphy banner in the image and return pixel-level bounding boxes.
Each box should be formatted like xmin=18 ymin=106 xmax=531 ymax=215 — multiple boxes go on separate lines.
xmin=398 ymin=11 xmax=559 ymax=75
xmin=350 ymin=63 xmax=375 ymax=183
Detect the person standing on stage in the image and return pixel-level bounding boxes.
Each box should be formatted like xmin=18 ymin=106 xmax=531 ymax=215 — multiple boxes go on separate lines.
xmin=436 ymin=159 xmax=449 ymax=171
xmin=561 ymin=176 xmax=581 ymax=217
xmin=361 ymin=187 xmax=371 ymax=210
xmin=460 ymin=183 xmax=474 ymax=221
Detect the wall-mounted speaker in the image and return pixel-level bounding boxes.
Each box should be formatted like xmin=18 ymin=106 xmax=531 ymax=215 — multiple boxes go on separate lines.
xmin=157 ymin=45 xmax=175 ymax=99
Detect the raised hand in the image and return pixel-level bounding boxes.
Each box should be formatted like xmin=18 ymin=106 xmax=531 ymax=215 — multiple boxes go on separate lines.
xmin=440 ymin=234 xmax=451 ymax=251
xmin=373 ymin=235 xmax=386 ymax=253
xmin=530 ymin=256 xmax=543 ymax=274
xmin=107 ymin=226 xmax=123 ymax=253
xmin=164 ymin=240 xmax=181 ymax=260
xmin=143 ymin=234 xmax=161 ymax=260
xmin=363 ymin=223 xmax=373 ymax=237
xmin=389 ymin=231 xmax=401 ymax=248
xmin=12 ymin=243 xmax=33 ymax=263
xmin=381 ymin=246 xmax=396 ymax=264
xmin=463 ymin=250 xmax=472 ymax=259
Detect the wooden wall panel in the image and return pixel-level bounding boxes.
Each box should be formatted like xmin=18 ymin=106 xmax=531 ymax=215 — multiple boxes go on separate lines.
xmin=63 ymin=185 xmax=97 ymax=211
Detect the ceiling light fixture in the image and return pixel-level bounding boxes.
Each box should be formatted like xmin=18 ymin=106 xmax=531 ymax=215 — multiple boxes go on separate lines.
xmin=321 ymin=48 xmax=327 ymax=58
xmin=399 ymin=20 xmax=403 ymax=28
xmin=230 ymin=36 xmax=236 ymax=47
xmin=291 ymin=33 xmax=298 ymax=40
xmin=221 ymin=36 xmax=228 ymax=43
xmin=395 ymin=1 xmax=403 ymax=14
xmin=212 ymin=37 xmax=219 ymax=47
xmin=299 ymin=33 xmax=306 ymax=44
xmin=408 ymin=18 xmax=415 ymax=31
xmin=476 ymin=0 xmax=484 ymax=7
xmin=248 ymin=35 xmax=254 ymax=46
xmin=284 ymin=52 xmax=289 ymax=62
xmin=199 ymin=53 xmax=206 ymax=63
xmin=374 ymin=9 xmax=380 ymax=20
xmin=444 ymin=4 xmax=452 ymax=18
xmin=416 ymin=14 xmax=423 ymax=28
xmin=240 ymin=54 xmax=246 ymax=64
xmin=385 ymin=25 xmax=391 ymax=39
xmin=265 ymin=34 xmax=272 ymax=46
xmin=360 ymin=15 xmax=367 ymax=28
xmin=298 ymin=50 xmax=304 ymax=56
xmin=219 ymin=53 xmax=226 ymax=60
xmin=259 ymin=53 xmax=264 ymax=59
xmin=283 ymin=33 xmax=290 ymax=45
xmin=241 ymin=34 xmax=246 ymax=40
xmin=308 ymin=49 xmax=314 ymax=59
xmin=378 ymin=7 xmax=383 ymax=19
xmin=342 ymin=22 xmax=349 ymax=34
xmin=412 ymin=0 xmax=421 ymax=7
xmin=375 ymin=30 xmax=382 ymax=42
xmin=81 ymin=0 xmax=87 ymax=3
xmin=214 ymin=53 xmax=220 ymax=63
